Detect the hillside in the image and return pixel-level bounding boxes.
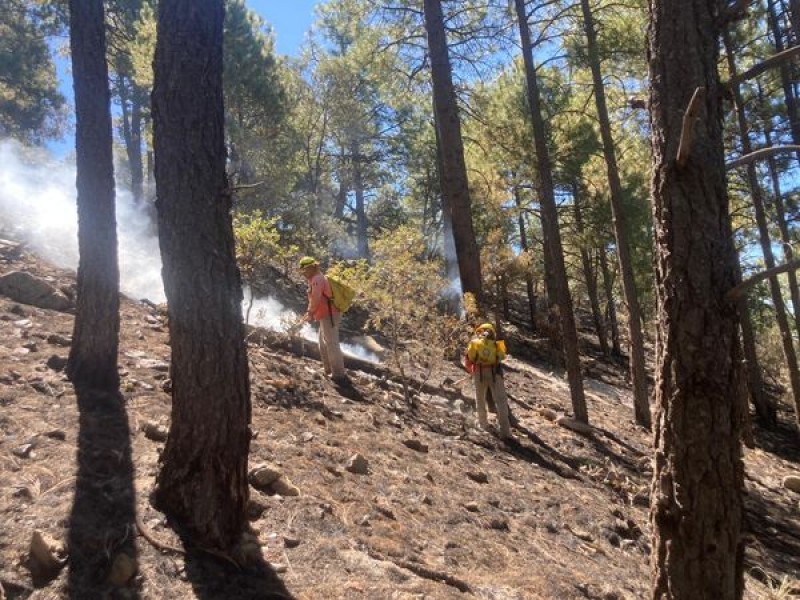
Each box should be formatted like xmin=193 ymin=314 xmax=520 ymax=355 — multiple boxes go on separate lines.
xmin=0 ymin=240 xmax=799 ymax=600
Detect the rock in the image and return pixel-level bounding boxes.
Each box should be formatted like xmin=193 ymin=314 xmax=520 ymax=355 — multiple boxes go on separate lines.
xmin=783 ymin=475 xmax=800 ymax=493
xmin=270 ymin=475 xmax=300 ymax=497
xmin=270 ymin=563 xmax=288 ymax=574
xmin=138 ymin=358 xmax=170 ymax=372
xmin=141 ymin=421 xmax=169 ymax=442
xmin=29 ymin=530 xmax=66 ymax=582
xmin=464 ymin=501 xmax=480 ymax=512
xmin=0 ymin=271 xmax=71 ymax=311
xmin=538 ymin=407 xmax=559 ymax=421
xmin=402 ymin=438 xmax=429 ymax=453
xmin=44 ymin=429 xmax=66 ymax=441
xmin=556 ymin=416 xmax=593 ymax=435
xmin=466 ymin=470 xmax=489 ymax=484
xmin=22 ymin=341 xmax=38 ymax=352
xmin=283 ymin=536 xmax=301 ymax=549
xmin=299 ymin=431 xmax=314 ymax=443
xmin=30 ymin=381 xmax=53 ymax=395
xmin=249 ymin=464 xmax=282 ymax=489
xmin=12 ymin=444 xmax=34 ymax=458
xmin=107 ymin=552 xmax=137 ymax=585
xmin=46 ymin=355 xmax=67 ymax=372
xmin=346 ymin=453 xmax=369 ymax=475
xmin=47 ymin=333 xmax=71 ymax=347
xmin=246 ymin=498 xmax=269 ymax=520
xmin=488 ymin=517 xmax=509 ymax=531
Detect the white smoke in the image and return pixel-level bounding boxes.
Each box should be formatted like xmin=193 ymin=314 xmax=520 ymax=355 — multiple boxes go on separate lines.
xmin=0 ymin=140 xmax=381 ymax=364
xmin=0 ymin=139 xmax=164 ymax=302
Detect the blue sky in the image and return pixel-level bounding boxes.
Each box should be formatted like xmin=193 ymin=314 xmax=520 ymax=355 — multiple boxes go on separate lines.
xmin=249 ymin=0 xmax=320 ymax=56
xmin=49 ymin=1 xmax=320 ymax=156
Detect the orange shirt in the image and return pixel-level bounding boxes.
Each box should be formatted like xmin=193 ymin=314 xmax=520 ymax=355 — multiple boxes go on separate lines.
xmin=307 ymin=272 xmax=340 ymax=322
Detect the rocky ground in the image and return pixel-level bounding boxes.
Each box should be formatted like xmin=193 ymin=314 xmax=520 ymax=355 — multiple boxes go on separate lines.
xmin=0 ymin=240 xmax=799 ymax=600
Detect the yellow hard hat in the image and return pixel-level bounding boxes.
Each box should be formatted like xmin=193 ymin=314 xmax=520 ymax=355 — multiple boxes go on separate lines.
xmin=475 ymin=323 xmax=495 ymax=336
xmin=298 ymin=256 xmax=319 ymax=269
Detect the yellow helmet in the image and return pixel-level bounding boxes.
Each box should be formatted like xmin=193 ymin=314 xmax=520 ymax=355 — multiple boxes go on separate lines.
xmin=298 ymin=256 xmax=319 ymax=269
xmin=475 ymin=323 xmax=496 ymax=337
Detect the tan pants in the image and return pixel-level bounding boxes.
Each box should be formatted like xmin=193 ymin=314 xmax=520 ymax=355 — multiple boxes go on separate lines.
xmin=473 ymin=368 xmax=511 ymax=439
xmin=318 ymin=313 xmax=345 ymax=378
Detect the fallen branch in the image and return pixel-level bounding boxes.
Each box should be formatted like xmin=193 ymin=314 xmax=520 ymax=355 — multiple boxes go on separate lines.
xmin=727 ymin=258 xmax=800 ymax=301
xmin=727 ymin=46 xmax=800 ymax=88
xmin=362 ymin=545 xmax=473 ymax=594
xmin=135 ymin=511 xmax=185 ymax=555
xmin=676 ymin=87 xmax=705 ymax=167
xmin=726 ymin=145 xmax=800 ymax=170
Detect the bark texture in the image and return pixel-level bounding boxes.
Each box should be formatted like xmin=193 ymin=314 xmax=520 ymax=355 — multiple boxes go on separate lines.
xmin=514 ymin=0 xmax=587 ymax=422
xmin=66 ymin=0 xmax=120 ymax=393
xmin=580 ymin=0 xmax=650 ymax=427
xmin=423 ymin=0 xmax=482 ymax=300
xmin=151 ymin=0 xmax=252 ymax=550
xmin=648 ymin=0 xmax=744 ymax=596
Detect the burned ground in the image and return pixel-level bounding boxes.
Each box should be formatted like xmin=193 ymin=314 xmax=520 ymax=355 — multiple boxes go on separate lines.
xmin=0 ymin=244 xmax=798 ymax=599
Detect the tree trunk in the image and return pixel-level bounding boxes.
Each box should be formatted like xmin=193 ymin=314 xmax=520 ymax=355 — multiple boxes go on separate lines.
xmin=572 ymin=182 xmax=609 ymax=357
xmin=352 ymin=141 xmax=370 ymax=261
xmin=734 ymin=257 xmax=777 ymax=427
xmin=762 ymin=92 xmax=800 ymax=340
xmin=767 ymin=0 xmax=800 ymax=165
xmin=118 ymin=74 xmax=145 ymax=205
xmin=580 ymin=0 xmax=650 ymax=427
xmin=513 ymin=188 xmax=538 ymax=329
xmin=724 ymin=29 xmax=800 ymax=424
xmin=648 ymin=0 xmax=744 ymax=596
xmin=66 ymin=0 xmax=120 ymax=393
xmin=151 ymin=0 xmax=251 ymax=551
xmin=514 ymin=0 xmax=587 ymax=422
xmin=790 ymin=0 xmax=800 ymax=44
xmin=599 ymin=246 xmax=622 ymax=356
xmin=423 ymin=0 xmax=482 ymax=301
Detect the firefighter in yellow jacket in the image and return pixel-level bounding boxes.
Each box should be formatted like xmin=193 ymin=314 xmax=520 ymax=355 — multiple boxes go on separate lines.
xmin=464 ymin=323 xmax=512 ymax=440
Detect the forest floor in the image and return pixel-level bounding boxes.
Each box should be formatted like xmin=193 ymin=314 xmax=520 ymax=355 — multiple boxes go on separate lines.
xmin=1 ymin=242 xmax=799 ymax=600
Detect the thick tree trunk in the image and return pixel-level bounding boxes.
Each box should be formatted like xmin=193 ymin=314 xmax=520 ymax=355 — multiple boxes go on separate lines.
xmin=599 ymin=247 xmax=622 ymax=356
xmin=648 ymin=0 xmax=744 ymax=597
xmin=724 ymin=30 xmax=800 ymax=424
xmin=513 ymin=187 xmax=538 ymax=328
xmin=151 ymin=0 xmax=251 ymax=550
xmin=580 ymin=0 xmax=650 ymax=427
xmin=66 ymin=0 xmax=120 ymax=393
xmin=423 ymin=0 xmax=482 ymax=301
xmin=514 ymin=0 xmax=587 ymax=422
xmin=572 ymin=183 xmax=609 ymax=357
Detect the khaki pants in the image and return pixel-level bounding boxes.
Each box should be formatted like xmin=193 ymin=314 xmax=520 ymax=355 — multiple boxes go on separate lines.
xmin=319 ymin=313 xmax=345 ymax=378
xmin=473 ymin=368 xmax=511 ymax=439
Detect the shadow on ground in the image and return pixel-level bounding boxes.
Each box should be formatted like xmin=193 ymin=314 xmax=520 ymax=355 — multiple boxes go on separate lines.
xmin=66 ymin=389 xmax=139 ymax=599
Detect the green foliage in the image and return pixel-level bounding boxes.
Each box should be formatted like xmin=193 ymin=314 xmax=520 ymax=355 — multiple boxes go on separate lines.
xmin=0 ymin=0 xmax=66 ymax=142
xmin=233 ymin=210 xmax=299 ymax=280
xmin=330 ymin=226 xmax=462 ymax=400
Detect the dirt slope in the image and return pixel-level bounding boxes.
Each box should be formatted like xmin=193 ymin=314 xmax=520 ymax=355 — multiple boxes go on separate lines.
xmin=0 ymin=244 xmax=798 ymax=600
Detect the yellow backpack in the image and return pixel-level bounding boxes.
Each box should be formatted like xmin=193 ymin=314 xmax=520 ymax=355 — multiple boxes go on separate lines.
xmin=468 ymin=337 xmax=506 ymax=366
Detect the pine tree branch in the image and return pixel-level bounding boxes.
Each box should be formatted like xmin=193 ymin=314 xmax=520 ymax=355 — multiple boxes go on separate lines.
xmin=726 ymin=145 xmax=800 ymax=169
xmin=726 ymin=46 xmax=800 ymax=88
xmin=727 ymin=258 xmax=800 ymax=301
